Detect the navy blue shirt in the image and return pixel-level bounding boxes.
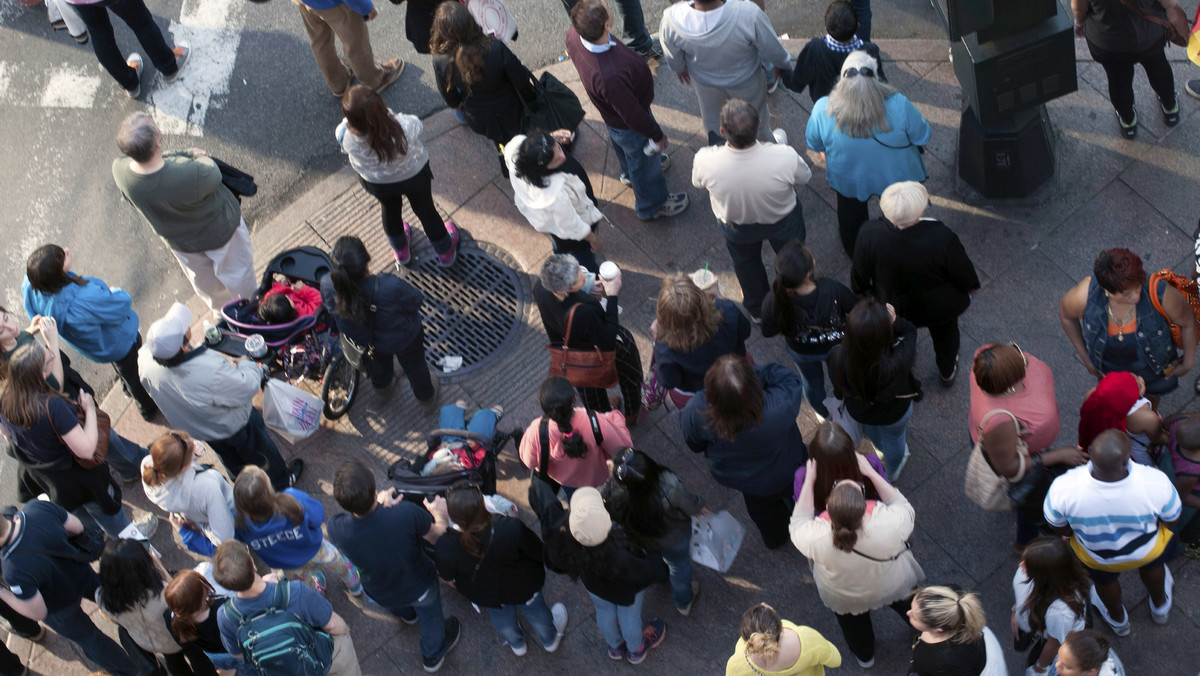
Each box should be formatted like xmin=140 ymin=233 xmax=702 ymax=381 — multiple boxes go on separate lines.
xmin=327 ymin=502 xmax=436 ymax=610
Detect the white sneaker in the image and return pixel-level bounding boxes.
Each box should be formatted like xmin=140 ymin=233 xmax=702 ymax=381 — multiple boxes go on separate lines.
xmin=126 ymin=52 xmax=143 ymax=98
xmin=1089 ymin=585 xmax=1131 ymax=636
xmin=133 ymin=513 xmax=159 ymax=539
xmin=772 ymin=128 xmax=788 ymax=145
xmin=543 ymin=603 xmax=568 ymax=653
xmin=509 ymin=640 xmax=527 ymax=656
xmin=1150 ymin=566 xmax=1174 ymax=624
xmin=856 ymin=655 xmax=875 ymax=668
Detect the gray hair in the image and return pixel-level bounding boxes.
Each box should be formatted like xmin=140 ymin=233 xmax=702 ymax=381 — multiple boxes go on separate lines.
xmin=719 ymin=99 xmax=759 ymax=149
xmin=879 ymin=181 xmax=929 ymax=227
xmin=539 ymin=254 xmax=580 ymax=292
xmin=826 ymin=50 xmax=896 ymax=138
xmin=116 ymin=112 xmax=160 ymax=163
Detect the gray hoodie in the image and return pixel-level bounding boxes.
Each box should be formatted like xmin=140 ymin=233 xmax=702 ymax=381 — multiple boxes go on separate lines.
xmin=141 ymin=456 xmax=236 ymax=544
xmin=659 ymin=0 xmax=791 ymax=89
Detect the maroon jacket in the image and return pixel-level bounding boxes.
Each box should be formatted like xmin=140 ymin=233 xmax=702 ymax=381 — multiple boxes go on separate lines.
xmin=565 ymin=27 xmax=664 ymax=142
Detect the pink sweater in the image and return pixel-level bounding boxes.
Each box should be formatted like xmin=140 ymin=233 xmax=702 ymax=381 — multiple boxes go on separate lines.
xmin=519 ymin=408 xmax=632 ymax=488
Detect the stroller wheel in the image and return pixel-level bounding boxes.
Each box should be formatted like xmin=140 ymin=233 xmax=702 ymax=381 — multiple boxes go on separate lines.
xmin=322 ymin=355 xmax=359 ymax=419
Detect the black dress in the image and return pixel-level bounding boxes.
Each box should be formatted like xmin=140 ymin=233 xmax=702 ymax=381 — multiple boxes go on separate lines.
xmin=433 ymin=40 xmax=535 ymax=146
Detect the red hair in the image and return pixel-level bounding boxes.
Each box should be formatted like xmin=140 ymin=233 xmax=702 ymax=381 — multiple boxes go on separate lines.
xmin=1092 ymin=248 xmax=1145 ymax=294
xmin=1078 ymin=372 xmax=1139 ymax=449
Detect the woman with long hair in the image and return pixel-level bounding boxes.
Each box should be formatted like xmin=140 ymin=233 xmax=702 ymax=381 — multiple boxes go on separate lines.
xmin=97 ymin=539 xmax=214 ymax=675
xmin=792 ymin=421 xmax=885 ymax=504
xmin=791 ymin=453 xmax=923 ymax=668
xmin=653 ymin=274 xmax=751 ymax=410
xmin=164 ymin=569 xmax=241 ymax=673
xmin=602 ymin=448 xmax=707 ymax=615
xmin=518 ymin=376 xmax=632 ymax=497
xmin=141 ymin=430 xmax=236 ymax=556
xmin=233 ymin=466 xmax=362 ymax=597
xmin=506 ymin=130 xmax=605 ymax=272
xmin=725 ymin=602 xmax=841 ymax=676
xmin=22 ymin=243 xmax=158 ymax=419
xmin=762 ymin=241 xmax=858 ymax=418
xmin=430 ymin=1 xmax=539 ymax=171
xmin=1012 ymin=537 xmax=1089 ymax=676
xmin=0 ymin=343 xmax=150 ymax=537
xmin=434 ymin=482 xmax=568 ymax=656
xmin=804 ymin=49 xmax=931 ymax=255
xmin=1055 ymin=631 xmax=1126 ymax=676
xmin=906 ymin=586 xmax=988 ymax=675
xmin=682 ymin=354 xmax=806 ymax=549
xmin=828 ymin=297 xmax=920 ymax=481
xmin=1078 ymin=372 xmax=1167 ymax=465
xmin=319 ymin=235 xmax=436 ymax=403
xmin=337 ymin=85 xmax=459 ymax=269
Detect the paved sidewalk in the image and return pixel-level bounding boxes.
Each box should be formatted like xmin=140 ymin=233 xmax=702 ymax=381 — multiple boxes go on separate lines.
xmin=15 ymin=39 xmax=1200 ymax=675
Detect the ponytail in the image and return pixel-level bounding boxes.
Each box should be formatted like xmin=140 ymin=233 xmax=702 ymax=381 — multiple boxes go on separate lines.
xmin=445 ymin=483 xmax=492 ymax=559
xmin=826 ymin=482 xmax=865 ymax=553
xmin=539 ymin=377 xmax=588 ymax=459
xmin=771 ymin=241 xmax=816 ymax=334
xmin=143 ymin=431 xmax=192 ymax=487
xmin=329 ymin=236 xmax=371 ymax=322
xmin=739 ymin=603 xmax=783 ymax=662
xmin=913 ymin=586 xmax=987 ymax=644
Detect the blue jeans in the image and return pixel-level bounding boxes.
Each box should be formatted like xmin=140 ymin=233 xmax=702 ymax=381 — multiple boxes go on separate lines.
xmin=659 ymin=536 xmax=694 ymax=609
xmin=862 ymin=402 xmax=913 ymax=475
xmin=485 ymin=591 xmax=557 ymax=649
xmin=608 ymin=125 xmax=668 ymax=219
xmin=786 ymin=345 xmax=832 ymax=418
xmin=78 ymin=502 xmax=133 ymax=539
xmin=588 ymin=590 xmax=645 ymax=651
xmin=437 ymin=404 xmax=497 ymax=446
xmin=380 ymin=584 xmax=446 ymax=659
xmin=718 ymin=205 xmax=806 ymax=318
xmin=105 ymin=430 xmax=148 ymax=482
xmin=851 ymin=0 xmax=872 ymax=40
xmin=611 ymin=0 xmax=652 ymax=50
xmin=46 ymin=603 xmax=137 ymax=676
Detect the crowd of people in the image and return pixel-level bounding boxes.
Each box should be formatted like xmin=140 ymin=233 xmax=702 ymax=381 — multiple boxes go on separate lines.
xmin=6 ymin=0 xmax=1196 ymax=673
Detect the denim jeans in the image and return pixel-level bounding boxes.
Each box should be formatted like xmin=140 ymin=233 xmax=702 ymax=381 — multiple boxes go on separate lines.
xmin=438 ymin=404 xmax=497 ymax=446
xmin=104 ymin=430 xmax=149 ymax=483
xmin=46 ymin=604 xmax=138 ymax=676
xmin=718 ymin=205 xmax=806 ymax=318
xmin=208 ymin=408 xmax=290 ymax=491
xmin=380 ymin=584 xmax=446 ymax=659
xmin=588 ymin=590 xmax=645 ymax=651
xmin=862 ymin=401 xmax=913 ymax=475
xmin=786 ymin=345 xmax=832 ymax=418
xmin=607 ymin=125 xmax=668 ymax=219
xmin=850 ymin=0 xmax=872 ymax=41
xmin=659 ymin=536 xmax=694 ymax=609
xmin=79 ymin=501 xmax=133 ymax=539
xmin=485 ymin=591 xmax=557 ymax=649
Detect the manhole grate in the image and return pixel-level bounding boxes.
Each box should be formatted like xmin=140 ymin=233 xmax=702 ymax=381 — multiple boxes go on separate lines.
xmin=400 ymin=242 xmax=527 ymax=379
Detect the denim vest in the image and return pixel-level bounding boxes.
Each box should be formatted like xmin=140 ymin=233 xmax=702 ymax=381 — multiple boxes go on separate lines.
xmin=1082 ymin=278 xmax=1176 ymax=374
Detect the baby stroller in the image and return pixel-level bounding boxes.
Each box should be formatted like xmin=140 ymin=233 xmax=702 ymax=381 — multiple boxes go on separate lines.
xmin=208 ymin=246 xmax=359 ymax=419
xmin=387 ymin=427 xmax=508 ymax=500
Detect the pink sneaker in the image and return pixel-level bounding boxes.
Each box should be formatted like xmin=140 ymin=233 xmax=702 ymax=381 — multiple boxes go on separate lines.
xmin=436 ymin=222 xmax=460 ymax=267
xmin=394 ymin=221 xmax=412 ymax=269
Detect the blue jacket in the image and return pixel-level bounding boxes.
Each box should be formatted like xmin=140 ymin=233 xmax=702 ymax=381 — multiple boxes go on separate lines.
xmin=236 ymin=488 xmax=325 ymax=570
xmin=1082 ymin=277 xmax=1177 ymax=376
xmin=22 ymin=274 xmax=139 ymax=362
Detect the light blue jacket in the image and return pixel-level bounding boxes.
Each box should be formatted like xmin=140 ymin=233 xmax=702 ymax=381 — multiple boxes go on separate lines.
xmin=22 ymin=274 xmax=139 ymax=362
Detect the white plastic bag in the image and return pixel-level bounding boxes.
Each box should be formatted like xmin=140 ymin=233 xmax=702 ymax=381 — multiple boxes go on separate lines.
xmin=262 ymin=379 xmax=323 ymax=443
xmin=690 ymin=510 xmax=745 ymax=572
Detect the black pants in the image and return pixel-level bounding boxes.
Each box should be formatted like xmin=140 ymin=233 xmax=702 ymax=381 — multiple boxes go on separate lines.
xmin=551 ymin=234 xmax=599 ymax=274
xmin=1087 ymin=36 xmax=1175 ymax=123
xmin=924 ymin=318 xmax=961 ymax=379
xmin=207 ymin=409 xmax=290 ymax=490
xmin=371 ymin=335 xmax=435 ymax=401
xmin=114 ymin=333 xmax=158 ymax=417
xmin=578 ymin=325 xmax=643 ymax=421
xmin=742 ymin=490 xmax=794 ymax=549
xmin=835 ymin=191 xmax=870 ymax=257
xmin=834 ymin=598 xmax=911 ymax=663
xmin=74 ymin=0 xmax=178 ymax=91
xmin=360 ymin=164 xmax=451 ymax=255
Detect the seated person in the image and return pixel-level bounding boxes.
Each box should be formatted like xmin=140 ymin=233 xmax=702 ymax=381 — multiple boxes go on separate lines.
xmin=257 ymin=276 xmax=322 ymax=324
xmin=422 ymin=400 xmax=504 ymax=476
xmin=785 ymin=0 xmax=885 ymax=104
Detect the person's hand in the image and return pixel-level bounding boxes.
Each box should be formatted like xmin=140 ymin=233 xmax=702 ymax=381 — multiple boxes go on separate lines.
xmin=1010 ymin=611 xmax=1020 ymax=641
xmin=79 ymin=391 xmax=96 ymax=413
xmin=855 ymin=453 xmax=875 ymax=475
xmin=263 ymin=572 xmax=281 ymax=583
xmin=676 ymin=71 xmax=691 ymax=86
xmin=378 ymin=488 xmax=403 ymax=507
xmin=190 ymin=148 xmax=208 ymax=157
xmin=169 ymin=514 xmax=198 ymax=531
xmin=1084 ymin=363 xmax=1101 ymax=378
xmin=648 ymin=319 xmax=659 ymax=343
xmin=366 ymin=7 xmax=378 ymax=20
xmin=1173 ymin=359 xmax=1193 ymax=378
xmin=291 ymin=280 xmax=307 ymax=292
xmin=886 ymin=303 xmax=897 ymax=323
xmin=424 ymin=495 xmax=448 ymax=518
xmin=699 ymin=506 xmax=710 ymax=517
xmin=654 ymin=137 xmax=669 ymax=153
xmin=804 ymin=457 xmax=818 ymax=481
xmin=602 ymin=273 xmax=622 ymax=297
xmin=1042 ymin=446 xmax=1088 ymax=467
xmin=550 ymin=129 xmax=574 ymax=145
xmin=1074 ymin=21 xmax=1085 ymax=37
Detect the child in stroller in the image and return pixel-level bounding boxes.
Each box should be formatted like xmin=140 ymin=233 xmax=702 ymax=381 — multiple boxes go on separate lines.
xmin=257 ymin=276 xmax=322 ymax=325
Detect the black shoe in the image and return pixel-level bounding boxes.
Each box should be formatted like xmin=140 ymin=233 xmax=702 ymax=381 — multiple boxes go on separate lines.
xmin=506 ymin=427 xmax=525 ymax=451
xmin=634 ymin=38 xmax=663 ymax=60
xmin=1186 ymin=79 xmax=1200 ymax=101
xmin=423 ymin=617 xmax=461 ymax=672
xmin=286 ymin=459 xmax=305 ymax=486
xmin=1116 ymin=110 xmax=1137 ymax=139
xmin=1161 ymin=92 xmax=1180 ymax=127
xmin=138 ymin=405 xmax=160 ymax=421
xmin=940 ymin=357 xmax=959 ymax=387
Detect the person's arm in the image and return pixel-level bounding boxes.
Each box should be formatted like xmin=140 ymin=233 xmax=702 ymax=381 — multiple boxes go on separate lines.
xmin=1161 ymin=284 xmax=1196 ymax=377
xmin=850 ymin=239 xmax=874 ymax=295
xmin=290 ymin=284 xmax=323 ymax=317
xmin=979 ymin=417 xmax=1025 ymax=479
xmin=1030 ymin=637 xmax=1062 ymax=674
xmin=432 ymin=57 xmax=464 ymax=108
xmin=191 ymin=156 xmax=223 ymax=199
xmin=63 ymin=511 xmax=83 ymax=536
xmin=0 ymin=589 xmax=46 ymax=622
xmin=207 ymin=358 xmax=266 ymax=408
xmin=805 ymin=106 xmax=827 ymax=153
xmin=321 ymin=611 xmax=350 ymax=637
xmin=796 ymin=458 xmax=817 ymax=519
xmin=388 ymin=277 xmax=426 ymax=314
xmin=902 ymin=97 xmax=932 ymax=147
xmin=791 ymin=150 xmax=813 ymax=186
xmin=681 ymin=408 xmax=710 ymax=454
xmin=943 ymin=233 xmax=981 ymax=293
xmin=60 ymin=394 xmax=100 ymax=462
xmin=655 ymin=360 xmax=685 ymax=391
xmin=1176 ymin=474 xmax=1200 ymax=509
xmin=608 ymin=68 xmax=666 ymax=143
xmin=891 ymin=316 xmax=919 ymax=367
xmin=1071 ymin=0 xmax=1088 ymax=35
xmin=421 ymin=496 xmax=449 ymax=544
xmin=663 ymin=471 xmax=706 ymax=516
xmin=658 ymin=23 xmax=687 ymax=78
xmin=1058 ymin=278 xmax=1100 ymax=377
xmin=751 ymin=7 xmax=791 ymax=70
xmin=501 ymin=44 xmax=536 ymax=100
xmin=858 ymin=453 xmax=900 ymax=504
xmin=782 ymin=44 xmax=814 ymax=94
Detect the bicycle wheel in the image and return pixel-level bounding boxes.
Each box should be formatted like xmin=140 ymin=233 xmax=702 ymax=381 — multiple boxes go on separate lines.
xmin=321 ymin=355 xmax=359 ymax=419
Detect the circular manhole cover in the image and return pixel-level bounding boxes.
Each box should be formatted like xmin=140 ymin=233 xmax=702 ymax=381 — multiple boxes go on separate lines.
xmin=400 ymin=241 xmax=528 ymax=380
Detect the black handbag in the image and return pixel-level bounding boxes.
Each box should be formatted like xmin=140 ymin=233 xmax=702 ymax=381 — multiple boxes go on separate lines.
xmin=520 ymin=72 xmax=585 ymax=135
xmin=1007 ymin=454 xmax=1066 ymax=524
xmin=339 ymin=277 xmax=378 ymax=371
xmin=211 ymin=156 xmax=258 ymax=201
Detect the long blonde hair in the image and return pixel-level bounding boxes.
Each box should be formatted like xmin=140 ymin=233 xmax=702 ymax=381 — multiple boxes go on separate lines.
xmin=826 ymin=50 xmax=897 ymax=138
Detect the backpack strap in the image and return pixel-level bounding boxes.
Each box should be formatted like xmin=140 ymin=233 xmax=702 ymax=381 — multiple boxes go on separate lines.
xmin=584 ymin=405 xmax=604 ymax=445
xmin=538 ymin=418 xmax=551 ymax=483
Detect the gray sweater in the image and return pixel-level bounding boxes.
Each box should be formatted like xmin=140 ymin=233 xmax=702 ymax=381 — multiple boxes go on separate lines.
xmin=659 ymin=0 xmax=791 ymax=89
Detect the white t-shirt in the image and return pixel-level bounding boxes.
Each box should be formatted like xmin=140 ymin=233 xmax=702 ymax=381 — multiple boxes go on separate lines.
xmin=1011 ymin=568 xmax=1085 ymax=641
xmin=691 ymin=142 xmax=812 ymax=225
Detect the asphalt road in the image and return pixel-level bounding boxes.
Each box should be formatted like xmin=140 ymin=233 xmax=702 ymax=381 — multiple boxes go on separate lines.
xmin=0 ymin=0 xmax=945 ymax=396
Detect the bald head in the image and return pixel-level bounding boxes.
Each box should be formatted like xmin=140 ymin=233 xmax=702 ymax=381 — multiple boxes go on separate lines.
xmin=1088 ymin=429 xmax=1131 ymax=473
xmin=1175 ymin=413 xmax=1200 ymax=450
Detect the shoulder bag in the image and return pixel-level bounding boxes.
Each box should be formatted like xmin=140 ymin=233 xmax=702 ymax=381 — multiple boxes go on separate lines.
xmin=964 ymin=409 xmax=1027 ymax=512
xmin=1117 ymin=0 xmax=1190 ymax=47
xmin=1148 ymin=269 xmax=1200 ymax=347
xmin=790 ymin=297 xmax=847 ymax=349
xmin=46 ymin=397 xmax=109 ymax=470
xmin=340 ymin=277 xmax=378 ymax=371
xmin=546 ymin=303 xmax=618 ymax=388
xmin=519 ymin=72 xmax=585 ymax=136
xmin=533 ymin=406 xmax=604 ymax=494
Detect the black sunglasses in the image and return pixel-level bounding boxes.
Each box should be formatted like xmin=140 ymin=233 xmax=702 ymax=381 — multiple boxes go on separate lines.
xmin=843 ymin=67 xmax=875 ymax=79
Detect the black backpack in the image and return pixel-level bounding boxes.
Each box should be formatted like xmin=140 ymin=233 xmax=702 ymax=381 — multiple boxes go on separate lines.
xmin=221 ymin=582 xmax=334 ymax=676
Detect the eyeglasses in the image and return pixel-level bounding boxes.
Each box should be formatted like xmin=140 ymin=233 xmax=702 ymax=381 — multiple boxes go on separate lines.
xmin=1009 ymin=342 xmax=1027 ymax=367
xmin=843 ymin=67 xmax=875 ymax=79
xmin=833 ymin=479 xmax=866 ymax=495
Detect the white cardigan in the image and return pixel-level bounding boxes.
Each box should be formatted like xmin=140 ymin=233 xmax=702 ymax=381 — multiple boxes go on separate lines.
xmin=505 ymin=135 xmax=602 ymax=241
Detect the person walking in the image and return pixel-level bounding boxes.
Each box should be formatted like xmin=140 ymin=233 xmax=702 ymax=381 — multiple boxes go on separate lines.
xmin=905 ymin=586 xmax=988 ymax=676
xmin=65 ymin=0 xmax=189 ymax=97
xmin=22 ymin=243 xmax=159 ymax=420
xmin=761 ymin=242 xmax=858 ymax=419
xmin=682 ymin=355 xmax=806 ymax=549
xmin=1011 ymin=537 xmax=1089 ymax=676
xmin=112 ymin=113 xmax=257 ymax=313
xmin=292 ymin=0 xmax=405 ymax=97
xmin=141 ymin=430 xmax=236 ymax=557
xmin=790 ymin=453 xmax=924 ymax=668
xmin=659 ymin=0 xmax=791 ymax=144
xmin=805 ymin=50 xmax=931 ymax=255
xmin=321 ymin=235 xmax=438 ymax=405
xmin=138 ymin=302 xmax=302 ymax=492
xmin=725 ymin=602 xmax=842 ymax=676
xmin=337 ymin=85 xmax=460 ymax=269
xmin=327 ymin=461 xmax=461 ymax=672
xmin=565 ymin=0 xmax=689 ymax=221
xmin=852 ymin=181 xmax=979 ymax=385
xmin=692 ymin=99 xmax=812 ymax=322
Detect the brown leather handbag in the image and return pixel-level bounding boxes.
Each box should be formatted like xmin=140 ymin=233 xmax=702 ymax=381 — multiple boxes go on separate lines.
xmin=546 ymin=303 xmax=618 ymax=389
xmin=46 ymin=397 xmax=110 ymax=469
xmin=1118 ymin=0 xmax=1191 ymax=47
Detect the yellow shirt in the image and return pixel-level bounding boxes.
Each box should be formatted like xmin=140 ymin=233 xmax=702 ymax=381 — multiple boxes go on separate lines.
xmin=725 ymin=621 xmax=842 ymax=676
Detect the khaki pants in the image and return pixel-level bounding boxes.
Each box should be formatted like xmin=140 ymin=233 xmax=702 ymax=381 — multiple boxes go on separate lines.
xmin=692 ymin=68 xmax=772 ymax=143
xmin=171 ymin=220 xmax=257 ymax=313
xmin=328 ymin=633 xmax=361 ymax=676
xmin=292 ymin=0 xmax=383 ymax=93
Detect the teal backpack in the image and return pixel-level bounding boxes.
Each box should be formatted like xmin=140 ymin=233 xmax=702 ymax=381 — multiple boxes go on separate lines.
xmin=222 ymin=582 xmax=334 ymax=676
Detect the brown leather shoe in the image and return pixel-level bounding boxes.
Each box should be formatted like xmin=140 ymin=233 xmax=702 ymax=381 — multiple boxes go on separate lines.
xmin=374 ymin=58 xmax=405 ymax=94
